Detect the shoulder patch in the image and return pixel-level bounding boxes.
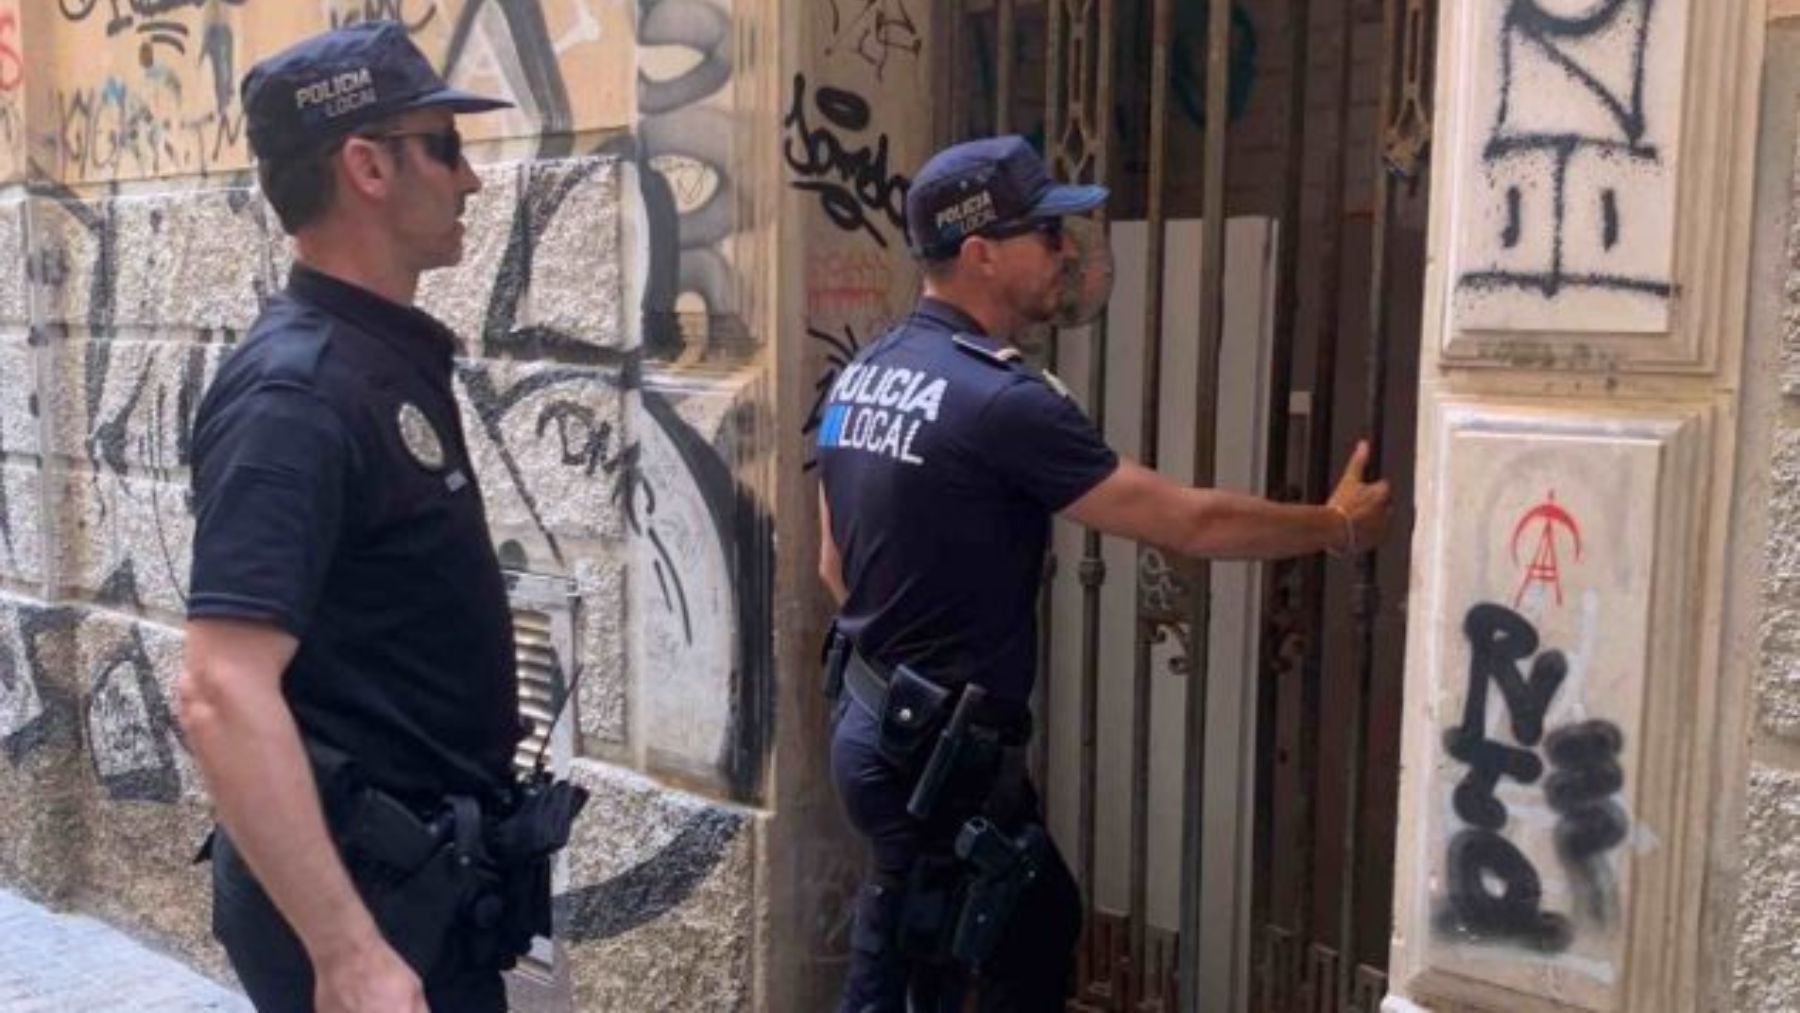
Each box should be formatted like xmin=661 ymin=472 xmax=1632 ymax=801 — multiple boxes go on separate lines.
xmin=952 ymin=334 xmax=1074 ymax=401
xmin=952 ymin=334 xmax=1024 ymax=370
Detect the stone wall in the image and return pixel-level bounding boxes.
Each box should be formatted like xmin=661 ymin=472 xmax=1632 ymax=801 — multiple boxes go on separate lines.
xmin=1728 ymin=19 xmax=1800 ymax=1007
xmin=0 ymin=2 xmax=782 ymax=1008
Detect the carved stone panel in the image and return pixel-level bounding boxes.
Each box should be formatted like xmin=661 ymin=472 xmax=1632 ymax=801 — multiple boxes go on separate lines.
xmin=1446 ymin=0 xmax=1691 ymax=336
xmin=1393 ymin=400 xmax=1709 ymax=1011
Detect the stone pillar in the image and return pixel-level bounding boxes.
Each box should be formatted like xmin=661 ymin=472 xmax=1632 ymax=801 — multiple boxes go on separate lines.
xmin=1723 ymin=10 xmax=1800 ymax=1012
xmin=761 ymin=0 xmax=939 ymax=1008
xmin=1385 ymin=2 xmax=1762 ymax=1011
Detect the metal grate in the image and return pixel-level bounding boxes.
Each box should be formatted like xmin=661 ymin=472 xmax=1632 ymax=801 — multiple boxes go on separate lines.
xmin=512 ymin=608 xmax=560 ymax=776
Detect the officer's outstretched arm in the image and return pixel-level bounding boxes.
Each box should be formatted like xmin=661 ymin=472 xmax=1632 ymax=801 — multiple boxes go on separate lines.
xmin=178 ymin=619 xmax=427 ymax=1013
xmin=1063 ymin=441 xmax=1392 ymax=560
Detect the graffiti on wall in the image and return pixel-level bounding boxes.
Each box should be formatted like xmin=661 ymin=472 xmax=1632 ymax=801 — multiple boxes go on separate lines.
xmin=0 ymin=3 xmax=25 ymax=180
xmin=26 ymin=0 xmax=629 ymax=183
xmin=1511 ymin=491 xmax=1580 ymax=608
xmin=1454 ymin=0 xmax=1686 ymax=330
xmin=784 ymin=74 xmax=910 ymax=250
xmin=636 ymin=0 xmax=741 ymax=347
xmin=0 ymin=597 xmax=190 ymax=804
xmin=1419 ymin=428 xmax=1666 ymax=1005
xmin=1435 ymin=601 xmax=1627 ymax=952
xmin=822 ymin=0 xmax=921 ymax=80
xmin=801 ymin=323 xmax=861 ymax=472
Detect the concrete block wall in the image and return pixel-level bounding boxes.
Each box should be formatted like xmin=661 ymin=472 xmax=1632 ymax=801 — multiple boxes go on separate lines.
xmin=0 ymin=2 xmax=782 ymax=1008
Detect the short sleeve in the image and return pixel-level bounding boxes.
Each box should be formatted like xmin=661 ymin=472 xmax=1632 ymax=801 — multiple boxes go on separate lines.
xmin=975 ymin=378 xmax=1119 ymax=511
xmin=187 ymin=385 xmax=354 ymax=637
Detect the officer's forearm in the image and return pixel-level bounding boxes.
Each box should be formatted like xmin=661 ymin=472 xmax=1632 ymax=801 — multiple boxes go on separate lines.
xmin=177 ymin=644 xmax=383 ymax=967
xmin=1172 ymin=488 xmax=1342 ymax=560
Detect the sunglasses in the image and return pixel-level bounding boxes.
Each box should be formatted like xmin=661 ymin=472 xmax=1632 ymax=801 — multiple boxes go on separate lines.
xmin=979 ymin=217 xmax=1064 ymax=251
xmin=357 ymin=127 xmax=464 ymax=169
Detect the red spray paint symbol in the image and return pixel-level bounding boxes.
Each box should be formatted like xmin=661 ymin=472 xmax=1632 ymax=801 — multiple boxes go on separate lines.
xmin=0 ymin=13 xmax=21 ymax=94
xmin=1511 ymin=491 xmax=1582 ymax=608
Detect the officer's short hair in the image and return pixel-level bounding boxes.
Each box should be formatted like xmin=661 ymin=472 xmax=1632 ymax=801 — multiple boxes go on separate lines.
xmin=918 ymin=249 xmax=960 ymax=284
xmin=258 ymin=147 xmax=338 ymax=235
xmin=259 ymin=120 xmax=427 ymax=235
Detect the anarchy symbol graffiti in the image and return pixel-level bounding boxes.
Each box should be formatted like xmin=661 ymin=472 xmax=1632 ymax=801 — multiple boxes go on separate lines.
xmin=1510 ymin=490 xmax=1582 ymax=608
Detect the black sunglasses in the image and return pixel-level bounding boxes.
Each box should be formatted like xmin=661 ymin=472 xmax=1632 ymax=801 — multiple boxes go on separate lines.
xmin=358 ymin=127 xmax=464 ymax=169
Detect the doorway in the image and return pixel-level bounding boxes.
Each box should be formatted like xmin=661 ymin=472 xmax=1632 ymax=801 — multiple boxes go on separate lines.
xmin=932 ymin=2 xmax=1436 ymax=1010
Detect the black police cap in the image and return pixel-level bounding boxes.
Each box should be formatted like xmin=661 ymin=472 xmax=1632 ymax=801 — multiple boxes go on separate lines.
xmin=241 ymin=22 xmax=512 ymax=161
xmin=904 ymin=135 xmax=1108 ymax=260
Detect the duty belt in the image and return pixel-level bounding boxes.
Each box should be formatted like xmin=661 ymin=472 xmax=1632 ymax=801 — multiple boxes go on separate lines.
xmin=842 ymin=647 xmax=1030 ymax=744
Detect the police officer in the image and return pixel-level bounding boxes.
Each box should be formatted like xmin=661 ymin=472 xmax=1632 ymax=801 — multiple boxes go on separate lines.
xmin=176 ymin=23 xmax=521 ymax=1013
xmin=816 ymin=136 xmax=1393 ymax=1011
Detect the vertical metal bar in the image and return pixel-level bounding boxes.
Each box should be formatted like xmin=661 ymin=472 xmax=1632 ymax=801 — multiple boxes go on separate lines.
xmin=996 ymin=0 xmax=1016 ymax=134
xmin=1252 ymin=3 xmax=1324 ymax=1007
xmin=1026 ymin=0 xmax=1052 ymax=807
xmin=1130 ymin=0 xmax=1175 ymax=998
xmin=1292 ymin=3 xmax=1357 ymax=999
xmin=1255 ymin=0 xmax=1320 ymax=1000
xmin=1046 ymin=0 xmax=1065 ymax=174
xmin=1071 ymin=0 xmax=1116 ymax=923
xmin=1336 ymin=0 xmax=1412 ymax=1004
xmin=1177 ymin=0 xmax=1231 ymax=1006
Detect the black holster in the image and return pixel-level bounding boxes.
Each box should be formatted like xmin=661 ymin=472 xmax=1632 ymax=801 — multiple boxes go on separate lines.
xmin=304 ymin=739 xmax=588 ymax=977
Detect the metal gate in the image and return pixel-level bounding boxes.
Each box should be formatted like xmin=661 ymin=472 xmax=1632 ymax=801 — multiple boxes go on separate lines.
xmin=934 ymin=1 xmax=1437 ymax=1010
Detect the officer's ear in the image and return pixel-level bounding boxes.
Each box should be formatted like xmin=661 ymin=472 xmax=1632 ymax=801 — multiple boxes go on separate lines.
xmin=961 ymin=235 xmax=1003 ymax=278
xmin=336 ymin=135 xmax=396 ymax=203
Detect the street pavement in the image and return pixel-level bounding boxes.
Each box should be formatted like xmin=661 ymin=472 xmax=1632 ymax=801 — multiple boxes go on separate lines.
xmin=0 ymin=888 xmax=251 ymax=1011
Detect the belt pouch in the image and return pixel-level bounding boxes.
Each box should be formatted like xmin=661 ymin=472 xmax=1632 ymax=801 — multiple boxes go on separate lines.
xmin=877 ymin=664 xmax=951 ymax=769
xmin=821 ymin=625 xmax=849 ymax=700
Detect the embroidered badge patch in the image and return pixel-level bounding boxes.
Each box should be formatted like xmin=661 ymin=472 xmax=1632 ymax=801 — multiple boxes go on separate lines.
xmin=397 ymin=402 xmax=445 ymax=471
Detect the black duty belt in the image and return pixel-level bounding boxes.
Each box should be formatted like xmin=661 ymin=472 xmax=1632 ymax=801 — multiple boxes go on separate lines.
xmin=843 ymin=648 xmax=1031 ymax=745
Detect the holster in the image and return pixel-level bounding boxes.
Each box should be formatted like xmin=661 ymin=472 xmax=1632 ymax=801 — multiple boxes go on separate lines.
xmin=479 ymin=771 xmax=591 ymax=965
xmin=303 ymin=738 xmax=589 ymax=976
xmin=950 ymin=818 xmax=1051 ymax=966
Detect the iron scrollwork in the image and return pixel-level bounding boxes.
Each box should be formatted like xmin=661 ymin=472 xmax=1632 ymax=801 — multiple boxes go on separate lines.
xmin=1138 ymin=546 xmax=1194 ymax=676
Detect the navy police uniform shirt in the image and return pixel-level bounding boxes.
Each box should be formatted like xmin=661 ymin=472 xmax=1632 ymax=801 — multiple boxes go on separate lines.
xmin=188 ymin=264 xmax=519 ymax=801
xmin=818 ymin=298 xmax=1118 ymax=706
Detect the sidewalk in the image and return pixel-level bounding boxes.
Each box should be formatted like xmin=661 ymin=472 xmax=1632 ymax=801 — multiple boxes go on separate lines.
xmin=0 ymin=889 xmax=251 ymax=1011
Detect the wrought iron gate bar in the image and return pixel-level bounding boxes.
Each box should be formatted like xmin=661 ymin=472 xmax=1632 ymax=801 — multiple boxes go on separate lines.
xmin=1175 ymin=0 xmax=1232 ymax=1007
xmin=1128 ymin=0 xmax=1176 ymax=1005
xmin=1251 ymin=0 xmax=1317 ymax=999
xmin=1281 ymin=5 xmax=1360 ymax=1004
xmin=1333 ymin=2 xmax=1426 ymax=1008
xmin=1045 ymin=0 xmax=1115 ymax=947
xmin=995 ymin=0 xmax=1016 ymax=133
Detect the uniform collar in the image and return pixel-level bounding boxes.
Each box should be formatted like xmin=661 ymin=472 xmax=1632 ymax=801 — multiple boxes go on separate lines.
xmin=910 ymin=296 xmax=989 ymax=337
xmin=286 ymin=263 xmax=458 ymax=375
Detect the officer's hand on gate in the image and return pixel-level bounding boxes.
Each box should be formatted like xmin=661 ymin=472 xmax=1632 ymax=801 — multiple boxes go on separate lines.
xmin=1325 ymin=440 xmax=1393 ymax=555
xmin=314 ymin=940 xmax=428 ymax=1013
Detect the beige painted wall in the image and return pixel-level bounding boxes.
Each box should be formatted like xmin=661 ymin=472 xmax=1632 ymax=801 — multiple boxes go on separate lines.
xmin=12 ymin=0 xmax=631 ymax=185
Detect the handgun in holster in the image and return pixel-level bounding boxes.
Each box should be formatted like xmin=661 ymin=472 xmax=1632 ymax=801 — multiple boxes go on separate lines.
xmin=950 ymin=817 xmax=1050 ymax=966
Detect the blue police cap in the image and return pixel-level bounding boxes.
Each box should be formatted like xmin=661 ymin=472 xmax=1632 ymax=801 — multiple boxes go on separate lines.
xmin=242 ymin=22 xmax=512 ymax=161
xmin=905 ymin=135 xmax=1108 ymax=260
